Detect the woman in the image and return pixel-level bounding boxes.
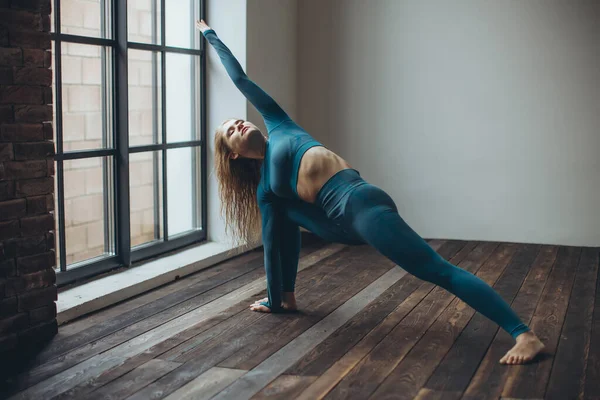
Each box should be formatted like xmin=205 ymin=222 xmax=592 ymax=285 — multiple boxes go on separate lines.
xmin=196 ymin=20 xmax=544 ymax=365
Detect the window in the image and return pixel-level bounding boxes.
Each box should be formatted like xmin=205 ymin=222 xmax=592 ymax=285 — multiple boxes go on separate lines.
xmin=51 ymin=0 xmax=207 ymax=285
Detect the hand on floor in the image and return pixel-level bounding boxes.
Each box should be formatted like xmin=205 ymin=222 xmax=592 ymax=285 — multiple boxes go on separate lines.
xmin=250 ymin=297 xmax=271 ymax=313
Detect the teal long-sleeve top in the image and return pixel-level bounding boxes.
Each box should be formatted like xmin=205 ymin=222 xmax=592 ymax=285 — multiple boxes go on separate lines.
xmin=203 ymin=29 xmax=323 ymax=311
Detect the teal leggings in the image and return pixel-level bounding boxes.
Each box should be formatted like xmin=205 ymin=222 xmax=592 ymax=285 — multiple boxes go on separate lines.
xmin=282 ymin=169 xmax=529 ymax=339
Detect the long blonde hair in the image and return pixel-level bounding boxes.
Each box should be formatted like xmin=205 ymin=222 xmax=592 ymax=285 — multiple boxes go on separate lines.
xmin=213 ymin=120 xmax=263 ymax=250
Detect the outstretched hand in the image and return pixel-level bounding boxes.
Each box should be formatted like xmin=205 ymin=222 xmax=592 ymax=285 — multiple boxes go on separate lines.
xmin=195 ymin=19 xmax=211 ymax=33
xmin=250 ymin=297 xmax=271 ymax=313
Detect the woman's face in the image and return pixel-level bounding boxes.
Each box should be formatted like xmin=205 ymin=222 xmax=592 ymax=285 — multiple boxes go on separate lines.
xmin=221 ymin=119 xmax=262 ymax=159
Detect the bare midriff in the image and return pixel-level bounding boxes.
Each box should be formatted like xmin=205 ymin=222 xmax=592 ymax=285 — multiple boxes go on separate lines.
xmin=296 ymin=146 xmax=353 ymax=204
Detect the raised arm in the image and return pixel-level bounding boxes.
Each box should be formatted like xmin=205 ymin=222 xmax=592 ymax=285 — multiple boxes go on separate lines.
xmin=197 ymin=20 xmax=290 ymax=132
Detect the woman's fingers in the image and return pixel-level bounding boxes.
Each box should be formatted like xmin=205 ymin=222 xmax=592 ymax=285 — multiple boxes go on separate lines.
xmin=249 ymin=304 xmax=271 ymax=313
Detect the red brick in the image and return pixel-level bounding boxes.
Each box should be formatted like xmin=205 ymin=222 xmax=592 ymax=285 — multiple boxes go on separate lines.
xmin=5 ymin=269 xmax=55 ymax=296
xmin=0 ymin=67 xmax=13 ymax=84
xmin=0 ymin=296 xmax=17 ymax=317
xmin=46 ymin=158 xmax=53 ymax=175
xmin=42 ymin=86 xmax=52 ymax=104
xmin=0 ymin=105 xmax=13 ymax=123
xmin=43 ymin=50 xmax=51 ymax=68
xmin=42 ymin=121 xmax=52 ymax=139
xmin=18 ymin=319 xmax=57 ymax=347
xmin=41 ymin=13 xmax=50 ymax=32
xmin=0 ymin=180 xmax=14 ymax=201
xmin=15 ymin=176 xmax=52 ymax=196
xmin=0 ymin=26 xmax=7 ymax=47
xmin=0 ymin=142 xmax=12 ymax=160
xmin=0 ymin=9 xmax=43 ymax=31
xmin=3 ymin=160 xmax=47 ymax=179
xmin=26 ymin=195 xmax=47 ymax=214
xmin=0 ymin=199 xmax=26 ymax=221
xmin=0 ymin=123 xmax=44 ymax=142
xmin=13 ymin=141 xmax=54 ymax=160
xmin=9 ymin=31 xmax=51 ymax=50
xmin=17 ymin=251 xmax=54 ymax=275
xmin=14 ymin=105 xmax=52 ymax=122
xmin=17 ymin=285 xmax=56 ymax=311
xmin=20 ymin=213 xmax=54 ymax=236
xmin=0 ymin=48 xmax=22 ymax=67
xmin=0 ymin=85 xmax=43 ymax=105
xmin=13 ymin=67 xmax=52 ymax=86
xmin=0 ymin=259 xmax=16 ymax=278
xmin=0 ymin=219 xmax=19 ymax=241
xmin=3 ymin=236 xmax=46 ymax=258
xmin=45 ymin=231 xmax=54 ymax=250
xmin=0 ymin=332 xmax=17 ymax=352
xmin=29 ymin=303 xmax=55 ymax=325
xmin=23 ymin=49 xmax=45 ymax=67
xmin=12 ymin=0 xmax=52 ymax=14
xmin=0 ymin=313 xmax=28 ymax=335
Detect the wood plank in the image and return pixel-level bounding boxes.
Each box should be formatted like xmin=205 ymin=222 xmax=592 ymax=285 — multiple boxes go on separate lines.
xmin=210 ymin=268 xmax=408 ymax=400
xmin=51 ymin=238 xmax=326 ymax=363
xmin=50 ymin=302 xmax=252 ymax=400
xmin=58 ymin=250 xmax=264 ymax=338
xmin=414 ymin=388 xmax=463 ymax=400
xmin=8 ymin=246 xmax=346 ymax=400
xmin=584 ymin=248 xmax=600 ymax=400
xmin=16 ymin=258 xmax=268 ymax=390
xmin=421 ymin=244 xmax=548 ymax=398
xmin=216 ymin=250 xmax=395 ymax=370
xmin=86 ymin=359 xmax=181 ymax=400
xmin=126 ymin=246 xmax=397 ymax=400
xmin=318 ymin=242 xmax=484 ymax=399
xmin=50 ymin=250 xmax=346 ymax=400
xmin=224 ymin=240 xmax=461 ymax=375
xmin=162 ymin=367 xmax=247 ymax=400
xmin=36 ymin=253 xmax=266 ymax=365
xmin=292 ymin=242 xmax=471 ymax=400
xmin=286 ymin=271 xmax=427 ymax=377
xmin=251 ymin=374 xmax=319 ymax=400
xmin=369 ymin=242 xmax=508 ymax=399
xmin=500 ymin=246 xmax=581 ymax=399
xmin=545 ymin=247 xmax=598 ymax=400
xmin=159 ymin=246 xmax=368 ymax=363
xmin=461 ymin=246 xmax=579 ymax=400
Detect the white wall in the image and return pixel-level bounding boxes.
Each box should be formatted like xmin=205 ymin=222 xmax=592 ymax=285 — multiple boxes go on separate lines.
xmin=246 ymin=0 xmax=298 ymax=130
xmin=298 ymin=0 xmax=600 ymax=247
xmin=206 ymin=0 xmax=248 ymax=244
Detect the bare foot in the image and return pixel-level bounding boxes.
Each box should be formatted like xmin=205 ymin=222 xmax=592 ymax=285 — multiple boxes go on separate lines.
xmin=499 ymin=331 xmax=545 ymax=365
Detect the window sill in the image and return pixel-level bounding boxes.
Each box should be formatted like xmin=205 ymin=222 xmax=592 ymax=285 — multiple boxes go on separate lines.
xmin=56 ymin=240 xmax=259 ymax=325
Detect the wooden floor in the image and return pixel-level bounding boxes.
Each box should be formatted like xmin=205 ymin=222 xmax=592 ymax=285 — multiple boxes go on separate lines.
xmin=2 ymin=234 xmax=599 ymax=400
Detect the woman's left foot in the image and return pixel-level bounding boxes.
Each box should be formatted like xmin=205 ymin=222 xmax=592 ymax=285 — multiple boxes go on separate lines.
xmin=499 ymin=331 xmax=545 ymax=365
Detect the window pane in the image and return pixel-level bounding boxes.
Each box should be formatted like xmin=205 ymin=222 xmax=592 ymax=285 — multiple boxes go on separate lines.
xmin=59 ymin=157 xmax=115 ymax=266
xmin=128 ymin=0 xmax=161 ymax=44
xmin=165 ymin=0 xmax=200 ymax=49
xmin=130 ymin=151 xmax=164 ymax=247
xmin=60 ymin=0 xmax=112 ymax=39
xmin=166 ymin=53 xmax=200 ymax=142
xmin=129 ymin=50 xmax=162 ymax=146
xmin=61 ymin=43 xmax=113 ymax=151
xmin=167 ymin=147 xmax=200 ymax=237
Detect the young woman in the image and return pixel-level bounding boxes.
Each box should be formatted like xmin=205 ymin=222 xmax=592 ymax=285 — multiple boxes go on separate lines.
xmin=196 ymin=20 xmax=544 ymax=365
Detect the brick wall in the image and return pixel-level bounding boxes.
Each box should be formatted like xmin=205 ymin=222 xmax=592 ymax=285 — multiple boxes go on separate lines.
xmin=0 ymin=0 xmax=57 ymax=372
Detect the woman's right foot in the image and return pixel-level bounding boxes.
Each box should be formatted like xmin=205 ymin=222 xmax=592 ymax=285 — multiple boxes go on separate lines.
xmin=499 ymin=331 xmax=545 ymax=365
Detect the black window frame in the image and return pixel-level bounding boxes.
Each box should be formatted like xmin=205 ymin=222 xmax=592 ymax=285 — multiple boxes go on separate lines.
xmin=52 ymin=0 xmax=208 ymax=286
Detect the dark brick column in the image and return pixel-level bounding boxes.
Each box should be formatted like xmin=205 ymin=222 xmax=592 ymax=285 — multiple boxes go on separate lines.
xmin=0 ymin=0 xmax=57 ymax=375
